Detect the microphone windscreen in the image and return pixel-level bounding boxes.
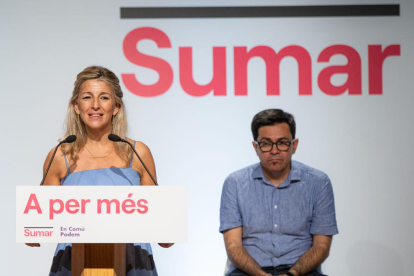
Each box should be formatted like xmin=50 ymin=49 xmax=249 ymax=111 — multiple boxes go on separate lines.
xmin=65 ymin=135 xmax=77 ymax=143
xmin=108 ymin=134 xmax=122 ymax=142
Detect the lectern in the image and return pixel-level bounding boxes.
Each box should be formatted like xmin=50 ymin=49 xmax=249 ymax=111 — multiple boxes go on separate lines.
xmin=17 ymin=186 xmax=187 ymax=276
xmin=72 ymin=244 xmax=126 ymax=276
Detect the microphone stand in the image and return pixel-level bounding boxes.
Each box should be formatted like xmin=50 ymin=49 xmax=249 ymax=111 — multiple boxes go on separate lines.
xmin=108 ymin=134 xmax=158 ymax=186
xmin=40 ymin=135 xmax=76 ymax=186
xmin=123 ymin=139 xmax=159 ymax=186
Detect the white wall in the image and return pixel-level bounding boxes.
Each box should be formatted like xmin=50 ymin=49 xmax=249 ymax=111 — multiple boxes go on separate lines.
xmin=1 ymin=0 xmax=413 ymax=275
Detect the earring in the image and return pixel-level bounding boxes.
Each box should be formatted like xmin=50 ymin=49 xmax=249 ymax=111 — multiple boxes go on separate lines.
xmin=112 ymin=115 xmax=115 ymax=125
xmin=78 ymin=113 xmax=80 ymax=122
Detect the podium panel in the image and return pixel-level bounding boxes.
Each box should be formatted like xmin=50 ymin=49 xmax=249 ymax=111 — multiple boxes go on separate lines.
xmin=16 ymin=186 xmax=187 ymax=243
xmin=72 ymin=243 xmax=126 ymax=276
xmin=17 ymin=186 xmax=187 ymax=275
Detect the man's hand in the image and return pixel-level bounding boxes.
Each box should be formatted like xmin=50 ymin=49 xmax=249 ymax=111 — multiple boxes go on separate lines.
xmin=279 ymin=271 xmax=299 ymax=276
xmin=279 ymin=270 xmax=298 ymax=276
xmin=289 ymin=235 xmax=332 ymax=276
xmin=158 ymin=243 xmax=174 ymax=248
xmin=224 ymin=227 xmax=268 ymax=276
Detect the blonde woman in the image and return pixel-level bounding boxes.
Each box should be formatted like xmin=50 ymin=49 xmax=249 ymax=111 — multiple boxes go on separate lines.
xmin=26 ymin=66 xmax=172 ymax=276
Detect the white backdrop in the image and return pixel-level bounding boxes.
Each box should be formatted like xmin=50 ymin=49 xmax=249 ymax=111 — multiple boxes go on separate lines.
xmin=1 ymin=0 xmax=414 ymax=275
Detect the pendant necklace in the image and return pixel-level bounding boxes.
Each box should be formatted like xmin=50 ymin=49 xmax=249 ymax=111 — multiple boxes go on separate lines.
xmin=85 ymin=146 xmax=114 ymax=158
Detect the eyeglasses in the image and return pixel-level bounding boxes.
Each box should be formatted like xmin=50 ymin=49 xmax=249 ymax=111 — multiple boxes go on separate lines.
xmin=254 ymin=139 xmax=295 ymax=152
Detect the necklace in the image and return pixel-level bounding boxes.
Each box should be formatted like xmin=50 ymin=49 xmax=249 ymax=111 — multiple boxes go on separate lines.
xmin=85 ymin=146 xmax=114 ymax=158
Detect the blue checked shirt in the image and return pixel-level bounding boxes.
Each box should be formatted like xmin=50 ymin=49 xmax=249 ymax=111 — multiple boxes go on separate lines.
xmin=220 ymin=161 xmax=338 ymax=275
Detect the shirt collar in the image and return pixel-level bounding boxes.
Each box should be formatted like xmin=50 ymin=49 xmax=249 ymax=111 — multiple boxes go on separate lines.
xmin=252 ymin=161 xmax=302 ymax=188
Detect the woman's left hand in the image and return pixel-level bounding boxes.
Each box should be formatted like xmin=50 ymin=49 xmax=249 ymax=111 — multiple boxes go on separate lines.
xmin=158 ymin=243 xmax=174 ymax=248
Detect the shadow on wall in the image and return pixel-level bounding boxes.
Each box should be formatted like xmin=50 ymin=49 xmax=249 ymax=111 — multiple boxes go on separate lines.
xmin=347 ymin=241 xmax=403 ymax=275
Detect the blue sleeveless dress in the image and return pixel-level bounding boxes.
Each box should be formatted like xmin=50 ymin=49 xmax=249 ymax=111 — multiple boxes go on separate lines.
xmin=49 ymin=142 xmax=158 ymax=276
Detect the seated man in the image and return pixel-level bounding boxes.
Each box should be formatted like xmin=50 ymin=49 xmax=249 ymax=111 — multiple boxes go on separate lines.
xmin=220 ymin=109 xmax=338 ymax=276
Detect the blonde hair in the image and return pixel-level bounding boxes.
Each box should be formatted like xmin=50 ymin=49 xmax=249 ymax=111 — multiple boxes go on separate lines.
xmin=61 ymin=66 xmax=131 ymax=162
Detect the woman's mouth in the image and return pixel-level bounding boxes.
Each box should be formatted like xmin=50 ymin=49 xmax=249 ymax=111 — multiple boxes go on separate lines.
xmin=89 ymin=113 xmax=103 ymax=119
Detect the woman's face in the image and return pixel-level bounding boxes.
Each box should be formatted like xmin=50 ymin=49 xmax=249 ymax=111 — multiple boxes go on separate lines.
xmin=74 ymin=79 xmax=119 ymax=132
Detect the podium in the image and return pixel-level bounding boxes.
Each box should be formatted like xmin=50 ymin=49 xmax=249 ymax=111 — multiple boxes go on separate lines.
xmin=17 ymin=186 xmax=187 ymax=275
xmin=72 ymin=243 xmax=126 ymax=276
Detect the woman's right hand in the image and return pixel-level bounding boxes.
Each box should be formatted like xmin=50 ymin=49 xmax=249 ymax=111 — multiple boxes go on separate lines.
xmin=25 ymin=243 xmax=40 ymax=247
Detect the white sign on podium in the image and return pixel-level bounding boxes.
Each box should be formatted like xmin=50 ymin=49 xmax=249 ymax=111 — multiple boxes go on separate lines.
xmin=16 ymin=186 xmax=187 ymax=243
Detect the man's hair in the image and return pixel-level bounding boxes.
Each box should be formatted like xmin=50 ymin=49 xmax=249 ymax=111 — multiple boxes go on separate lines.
xmin=251 ymin=109 xmax=296 ymax=141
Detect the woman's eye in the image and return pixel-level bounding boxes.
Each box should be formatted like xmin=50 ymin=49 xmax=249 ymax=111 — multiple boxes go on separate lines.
xmin=101 ymin=96 xmax=109 ymax=100
xmin=82 ymin=96 xmax=91 ymax=100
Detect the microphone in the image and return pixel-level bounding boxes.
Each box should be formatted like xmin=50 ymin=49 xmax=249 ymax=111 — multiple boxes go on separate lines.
xmin=40 ymin=135 xmax=77 ymax=186
xmin=65 ymin=135 xmax=77 ymax=143
xmin=108 ymin=134 xmax=159 ymax=186
xmin=108 ymin=134 xmax=124 ymax=142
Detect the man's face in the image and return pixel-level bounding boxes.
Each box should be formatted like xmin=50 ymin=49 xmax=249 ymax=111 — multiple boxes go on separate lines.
xmin=252 ymin=123 xmax=298 ymax=175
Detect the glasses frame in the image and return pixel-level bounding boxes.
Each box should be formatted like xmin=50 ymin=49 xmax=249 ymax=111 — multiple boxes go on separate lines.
xmin=254 ymin=139 xmax=296 ymax=152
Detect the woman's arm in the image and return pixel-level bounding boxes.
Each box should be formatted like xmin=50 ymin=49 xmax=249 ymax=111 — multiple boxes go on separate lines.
xmin=131 ymin=141 xmax=157 ymax=186
xmin=41 ymin=147 xmax=67 ymax=186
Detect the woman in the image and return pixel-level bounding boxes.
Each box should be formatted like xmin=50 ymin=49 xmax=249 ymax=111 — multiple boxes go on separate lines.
xmin=26 ymin=66 xmax=173 ymax=276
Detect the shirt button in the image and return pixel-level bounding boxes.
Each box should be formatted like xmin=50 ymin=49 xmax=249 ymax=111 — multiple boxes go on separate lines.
xmin=274 ymin=224 xmax=278 ymax=228
xmin=274 ymin=205 xmax=278 ymax=209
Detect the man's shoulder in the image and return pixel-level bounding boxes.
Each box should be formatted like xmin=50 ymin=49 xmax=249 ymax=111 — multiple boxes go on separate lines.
xmin=224 ymin=163 xmax=260 ymax=185
xmin=293 ymin=160 xmax=330 ymax=183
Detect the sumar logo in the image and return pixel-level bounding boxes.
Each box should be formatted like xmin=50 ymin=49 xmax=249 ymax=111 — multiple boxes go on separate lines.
xmin=121 ymin=27 xmax=400 ymax=97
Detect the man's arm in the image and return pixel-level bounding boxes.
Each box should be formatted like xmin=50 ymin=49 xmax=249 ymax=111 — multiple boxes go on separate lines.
xmin=284 ymin=174 xmax=338 ymax=276
xmin=224 ymin=227 xmax=271 ymax=276
xmin=284 ymin=235 xmax=332 ymax=276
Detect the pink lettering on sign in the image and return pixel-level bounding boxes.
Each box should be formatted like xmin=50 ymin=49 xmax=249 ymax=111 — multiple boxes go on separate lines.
xmin=24 ymin=229 xmax=53 ymax=237
xmin=121 ymin=27 xmax=401 ymax=97
xmin=122 ymin=27 xmax=173 ymax=97
xmin=137 ymin=199 xmax=148 ymax=214
xmin=368 ymin=45 xmax=401 ymax=95
xmin=49 ymin=198 xmax=91 ymax=219
xmin=122 ymin=193 xmax=136 ymax=214
xmin=49 ymin=199 xmax=64 ymax=220
xmin=98 ymin=199 xmax=120 ymax=214
xmin=81 ymin=199 xmax=90 ymax=214
xmin=234 ymin=45 xmax=312 ymax=96
xmin=97 ymin=194 xmax=148 ymax=215
xmin=23 ymin=194 xmax=147 ymax=220
xmin=317 ymin=45 xmax=362 ymax=96
xmin=66 ymin=199 xmax=80 ymax=214
xmin=179 ymin=47 xmax=227 ymax=96
xmin=23 ymin=194 xmax=42 ymax=214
